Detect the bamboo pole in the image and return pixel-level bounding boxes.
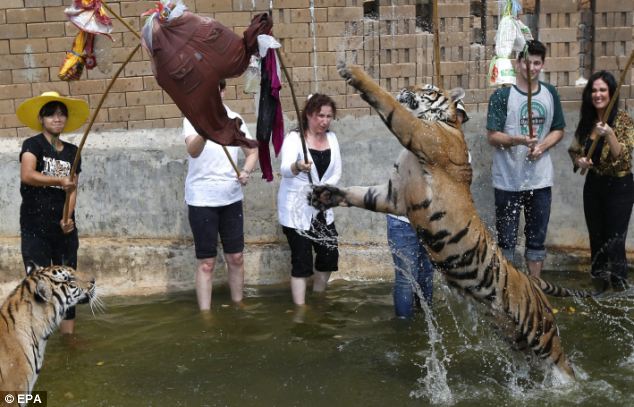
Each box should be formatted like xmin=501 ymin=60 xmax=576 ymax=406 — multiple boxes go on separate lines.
xmin=525 ymin=47 xmax=535 ymax=141
xmin=580 ymin=49 xmax=634 ymax=175
xmin=62 ymin=44 xmax=141 ymax=222
xmin=432 ymin=0 xmax=441 ymax=87
xmin=269 ymin=3 xmax=312 ymax=183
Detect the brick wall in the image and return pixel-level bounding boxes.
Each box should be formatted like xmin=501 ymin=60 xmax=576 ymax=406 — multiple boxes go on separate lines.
xmin=0 ymin=0 xmax=632 ymax=137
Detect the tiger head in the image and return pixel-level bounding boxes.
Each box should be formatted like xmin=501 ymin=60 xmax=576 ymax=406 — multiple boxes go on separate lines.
xmin=396 ymin=84 xmax=466 ymax=124
xmin=25 ymin=263 xmax=97 ymax=321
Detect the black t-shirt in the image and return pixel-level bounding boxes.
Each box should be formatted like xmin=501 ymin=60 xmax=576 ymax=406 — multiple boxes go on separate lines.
xmin=20 ymin=134 xmax=81 ymax=232
xmin=309 ymin=148 xmax=331 ymax=180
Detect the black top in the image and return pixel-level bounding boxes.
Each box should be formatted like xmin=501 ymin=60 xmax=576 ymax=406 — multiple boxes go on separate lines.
xmin=20 ymin=133 xmax=81 ymax=233
xmin=309 ymin=148 xmax=331 ymax=180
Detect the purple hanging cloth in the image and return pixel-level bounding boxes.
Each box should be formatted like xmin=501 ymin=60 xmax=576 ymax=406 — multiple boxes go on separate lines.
xmin=256 ymin=48 xmax=284 ymax=181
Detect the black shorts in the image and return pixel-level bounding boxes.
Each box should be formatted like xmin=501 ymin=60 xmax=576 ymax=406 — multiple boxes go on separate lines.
xmin=21 ymin=228 xmax=79 ymax=320
xmin=282 ymin=214 xmax=339 ymax=278
xmin=188 ymin=201 xmax=245 ymax=259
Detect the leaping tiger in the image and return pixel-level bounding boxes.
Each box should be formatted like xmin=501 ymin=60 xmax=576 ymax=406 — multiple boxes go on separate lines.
xmin=310 ymin=63 xmax=589 ymax=380
xmin=0 ymin=263 xmax=97 ymax=394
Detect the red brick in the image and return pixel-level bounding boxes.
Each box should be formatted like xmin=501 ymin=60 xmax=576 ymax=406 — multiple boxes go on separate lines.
xmin=143 ymin=76 xmax=161 ymax=90
xmin=126 ymin=90 xmax=163 ymax=106
xmin=27 ymin=21 xmax=65 ymax=37
xmin=214 ymin=12 xmax=253 ymax=26
xmin=9 ymin=38 xmax=47 ymax=53
xmin=43 ymin=5 xmax=66 ymax=22
xmin=124 ymin=61 xmax=153 ymax=76
xmin=7 ymin=7 xmax=44 ymax=23
xmin=314 ymin=0 xmax=345 ymax=7
xmin=0 ymin=83 xmax=32 ymax=100
xmin=0 ymin=23 xmax=27 ymax=39
xmin=69 ymin=79 xmax=107 ymax=95
xmin=25 ymin=0 xmax=62 ymax=6
xmin=274 ymin=23 xmax=310 ymax=39
xmin=109 ymin=77 xmax=143 ymax=92
xmin=145 ymin=103 xmax=181 ymax=119
xmin=129 ymin=119 xmax=165 ymax=129
xmin=290 ymin=8 xmax=327 ymax=23
xmin=314 ymin=22 xmax=345 ymax=37
xmin=108 ymin=106 xmax=145 ymax=121
xmin=194 ymin=0 xmax=233 ymax=13
xmin=2 ymin=0 xmax=27 ymax=8
xmin=0 ymin=70 xmax=13 ymax=85
xmin=164 ymin=118 xmax=182 ymax=128
xmin=0 ymin=113 xmax=23 ymax=128
xmin=327 ymin=7 xmax=363 ymax=22
xmin=12 ymin=67 xmax=49 ymax=83
xmin=0 ymin=128 xmax=18 ymax=137
xmin=89 ymin=92 xmax=127 ymax=108
xmin=120 ymin=1 xmax=155 ymax=18
xmin=31 ymin=81 xmax=68 ymax=97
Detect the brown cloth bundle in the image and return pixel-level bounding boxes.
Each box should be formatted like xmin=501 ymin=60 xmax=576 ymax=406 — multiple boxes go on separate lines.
xmin=147 ymin=12 xmax=271 ymax=148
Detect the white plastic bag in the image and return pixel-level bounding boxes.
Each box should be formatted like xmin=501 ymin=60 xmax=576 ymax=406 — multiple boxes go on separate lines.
xmin=244 ymin=55 xmax=261 ymax=94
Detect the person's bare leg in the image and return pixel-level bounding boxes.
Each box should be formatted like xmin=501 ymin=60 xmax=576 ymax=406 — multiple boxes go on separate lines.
xmin=225 ymin=252 xmax=245 ymax=304
xmin=291 ymin=276 xmax=308 ymax=305
xmin=59 ymin=319 xmax=75 ymax=335
xmin=196 ymin=258 xmax=216 ymax=310
xmin=313 ymin=271 xmax=331 ymax=292
xmin=527 ymin=260 xmax=542 ymax=279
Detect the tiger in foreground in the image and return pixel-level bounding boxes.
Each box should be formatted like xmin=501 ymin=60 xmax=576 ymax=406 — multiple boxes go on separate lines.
xmin=0 ymin=263 xmax=97 ymax=394
xmin=310 ymin=63 xmax=589 ymax=380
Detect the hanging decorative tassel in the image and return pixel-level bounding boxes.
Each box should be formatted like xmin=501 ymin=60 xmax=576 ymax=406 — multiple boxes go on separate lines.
xmin=58 ymin=0 xmax=113 ymax=81
xmin=58 ymin=31 xmax=89 ymax=81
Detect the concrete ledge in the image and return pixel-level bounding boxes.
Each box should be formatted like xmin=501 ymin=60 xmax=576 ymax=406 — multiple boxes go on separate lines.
xmin=0 ymin=236 xmax=596 ymax=299
xmin=0 ymin=237 xmax=397 ymax=299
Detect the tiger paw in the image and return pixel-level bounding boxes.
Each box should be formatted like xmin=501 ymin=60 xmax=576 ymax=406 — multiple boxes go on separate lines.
xmin=308 ymin=185 xmax=346 ymax=210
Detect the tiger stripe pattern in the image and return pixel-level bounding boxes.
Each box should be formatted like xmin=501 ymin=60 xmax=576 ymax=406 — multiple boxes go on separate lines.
xmin=310 ymin=63 xmax=588 ymax=380
xmin=0 ymin=263 xmax=97 ymax=394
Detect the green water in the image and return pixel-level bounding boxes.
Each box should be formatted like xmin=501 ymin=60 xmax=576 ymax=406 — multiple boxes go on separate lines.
xmin=35 ymin=271 xmax=634 ymax=406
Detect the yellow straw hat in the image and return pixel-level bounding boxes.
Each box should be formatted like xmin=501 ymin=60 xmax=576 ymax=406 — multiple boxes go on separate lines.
xmin=16 ymin=91 xmax=89 ymax=132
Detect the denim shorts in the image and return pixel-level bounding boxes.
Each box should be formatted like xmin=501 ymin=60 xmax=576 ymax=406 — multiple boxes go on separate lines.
xmin=494 ymin=187 xmax=551 ymax=262
xmin=387 ymin=216 xmax=434 ymax=316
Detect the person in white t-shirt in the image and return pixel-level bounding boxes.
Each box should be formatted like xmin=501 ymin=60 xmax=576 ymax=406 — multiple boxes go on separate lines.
xmin=183 ymin=79 xmax=258 ymax=311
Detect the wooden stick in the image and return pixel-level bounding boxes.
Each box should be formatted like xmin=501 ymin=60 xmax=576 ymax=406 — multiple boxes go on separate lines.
xmin=432 ymin=0 xmax=441 ymax=87
xmin=102 ymin=2 xmax=140 ymax=40
xmin=222 ymin=146 xmax=240 ymax=175
xmin=268 ymin=4 xmax=312 ymax=184
xmin=275 ymin=48 xmax=312 ymax=184
xmin=580 ymin=49 xmax=634 ymax=175
xmin=525 ymin=48 xmax=535 ymax=140
xmin=63 ymin=44 xmax=141 ymax=222
xmin=104 ymin=1 xmax=241 ymax=178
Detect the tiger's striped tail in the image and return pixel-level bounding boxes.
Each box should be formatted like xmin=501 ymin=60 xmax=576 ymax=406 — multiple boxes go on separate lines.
xmin=535 ymin=278 xmax=593 ymax=298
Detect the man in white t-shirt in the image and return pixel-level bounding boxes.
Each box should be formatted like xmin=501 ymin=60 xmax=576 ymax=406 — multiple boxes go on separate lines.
xmin=486 ymin=40 xmax=565 ymax=278
xmin=183 ymin=79 xmax=258 ymax=311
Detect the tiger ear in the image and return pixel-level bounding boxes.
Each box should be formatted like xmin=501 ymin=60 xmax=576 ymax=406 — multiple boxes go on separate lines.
xmin=26 ymin=261 xmax=42 ymax=275
xmin=35 ymin=280 xmax=52 ymax=303
xmin=448 ymin=87 xmax=465 ymax=103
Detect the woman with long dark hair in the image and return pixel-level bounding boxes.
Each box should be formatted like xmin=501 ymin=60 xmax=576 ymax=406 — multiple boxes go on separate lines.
xmin=277 ymin=94 xmax=341 ymax=306
xmin=569 ymin=70 xmax=634 ymax=291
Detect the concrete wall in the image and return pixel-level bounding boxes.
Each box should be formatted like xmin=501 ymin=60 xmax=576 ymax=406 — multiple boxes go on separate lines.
xmin=1 ymin=108 xmax=631 ymax=297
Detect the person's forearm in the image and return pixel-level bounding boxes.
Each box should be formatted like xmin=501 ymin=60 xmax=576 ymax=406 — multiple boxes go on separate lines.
xmin=185 ymin=134 xmax=206 ymax=158
xmin=487 ymin=131 xmax=529 ymax=148
xmin=241 ymin=147 xmax=258 ymax=173
xmin=539 ymin=129 xmax=564 ymax=151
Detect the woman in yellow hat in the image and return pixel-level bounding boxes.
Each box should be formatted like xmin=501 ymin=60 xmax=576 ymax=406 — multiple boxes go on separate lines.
xmin=16 ymin=91 xmax=89 ymax=335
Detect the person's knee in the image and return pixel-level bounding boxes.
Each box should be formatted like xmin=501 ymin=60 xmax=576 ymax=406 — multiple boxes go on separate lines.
xmin=198 ymin=259 xmax=216 ymax=274
xmin=225 ymin=252 xmax=244 ymax=267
